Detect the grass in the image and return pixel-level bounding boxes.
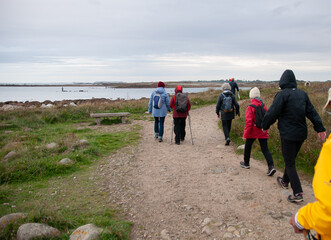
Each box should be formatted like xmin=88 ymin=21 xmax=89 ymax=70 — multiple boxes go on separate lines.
xmin=1 ymin=84 xmax=329 ymax=239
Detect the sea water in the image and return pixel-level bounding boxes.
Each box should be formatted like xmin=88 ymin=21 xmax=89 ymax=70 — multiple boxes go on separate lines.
xmin=0 ymin=86 xmax=229 ymax=102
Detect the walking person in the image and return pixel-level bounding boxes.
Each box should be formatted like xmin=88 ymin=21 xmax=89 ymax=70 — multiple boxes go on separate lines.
xmin=229 ymin=78 xmax=239 ymax=96
xmin=148 ymin=81 xmax=171 ymax=142
xmin=240 ymin=87 xmax=276 ymax=176
xmin=216 ymin=83 xmax=240 ymax=145
xmin=289 ymin=89 xmax=331 ymax=240
xmin=169 ymin=85 xmax=191 ymax=145
xmin=262 ymin=69 xmax=326 ymax=203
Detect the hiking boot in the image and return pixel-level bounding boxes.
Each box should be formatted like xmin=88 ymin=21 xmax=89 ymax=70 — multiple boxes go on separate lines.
xmin=158 ymin=136 xmax=163 ymax=142
xmin=240 ymin=161 xmax=250 ymax=169
xmin=154 ymin=133 xmax=158 ymax=139
xmin=175 ymin=141 xmax=180 ymax=145
xmin=287 ymin=194 xmax=303 ymax=203
xmin=267 ymin=167 xmax=276 ymax=176
xmin=277 ymin=176 xmax=289 ymax=189
xmin=225 ymin=138 xmax=231 ymax=145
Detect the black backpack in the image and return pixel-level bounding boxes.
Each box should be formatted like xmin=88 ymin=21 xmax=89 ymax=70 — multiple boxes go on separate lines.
xmin=249 ymin=103 xmax=266 ymax=129
xmin=221 ymin=93 xmax=233 ymax=112
xmin=175 ymin=92 xmax=189 ymax=112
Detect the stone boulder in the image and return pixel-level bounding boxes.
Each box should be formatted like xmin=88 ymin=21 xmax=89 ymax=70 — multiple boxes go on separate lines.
xmin=0 ymin=213 xmax=27 ymax=230
xmin=46 ymin=142 xmax=57 ymax=149
xmin=70 ymin=224 xmax=103 ymax=240
xmin=58 ymin=158 xmax=73 ymax=166
xmin=17 ymin=223 xmax=61 ymax=240
xmin=4 ymin=151 xmax=17 ymax=160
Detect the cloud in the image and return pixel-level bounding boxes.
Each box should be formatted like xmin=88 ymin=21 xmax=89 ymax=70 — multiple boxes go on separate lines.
xmin=1 ymin=0 xmax=331 ymax=83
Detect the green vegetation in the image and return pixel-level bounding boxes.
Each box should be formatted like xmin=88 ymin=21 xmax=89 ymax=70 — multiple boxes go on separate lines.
xmin=1 ymin=83 xmax=330 ymax=239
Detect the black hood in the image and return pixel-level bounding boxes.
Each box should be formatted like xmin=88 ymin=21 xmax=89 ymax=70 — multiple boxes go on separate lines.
xmin=279 ymin=69 xmax=297 ymax=89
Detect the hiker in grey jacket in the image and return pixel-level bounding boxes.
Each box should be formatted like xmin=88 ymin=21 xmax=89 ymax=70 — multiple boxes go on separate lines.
xmin=216 ymin=83 xmax=240 ymax=145
xmin=262 ymin=69 xmax=326 ymax=203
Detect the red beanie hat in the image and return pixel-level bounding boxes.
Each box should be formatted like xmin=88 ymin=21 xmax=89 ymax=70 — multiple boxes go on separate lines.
xmin=158 ymin=81 xmax=165 ymax=88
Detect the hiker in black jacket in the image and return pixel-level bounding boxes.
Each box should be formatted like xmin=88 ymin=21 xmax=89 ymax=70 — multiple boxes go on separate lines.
xmin=216 ymin=83 xmax=240 ymax=145
xmin=262 ymin=69 xmax=326 ymax=203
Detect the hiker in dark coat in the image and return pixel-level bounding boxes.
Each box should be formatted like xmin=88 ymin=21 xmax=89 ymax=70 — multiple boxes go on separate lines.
xmin=216 ymin=83 xmax=240 ymax=145
xmin=229 ymin=78 xmax=239 ymax=95
xmin=169 ymin=85 xmax=191 ymax=145
xmin=262 ymin=69 xmax=326 ymax=203
xmin=240 ymin=87 xmax=276 ymax=176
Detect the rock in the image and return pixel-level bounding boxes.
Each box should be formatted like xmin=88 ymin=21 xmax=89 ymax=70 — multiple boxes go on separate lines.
xmin=227 ymin=226 xmax=236 ymax=232
xmin=41 ymin=104 xmax=54 ymax=108
xmin=223 ymin=232 xmax=234 ymax=238
xmin=237 ymin=144 xmax=245 ymax=150
xmin=17 ymin=223 xmax=61 ymax=240
xmin=4 ymin=151 xmax=17 ymax=160
xmin=201 ymin=226 xmax=212 ymax=236
xmin=70 ymin=224 xmax=103 ymax=240
xmin=58 ymin=158 xmax=73 ymax=166
xmin=0 ymin=213 xmax=27 ymax=230
xmin=1 ymin=104 xmax=22 ymax=111
xmin=202 ymin=217 xmax=212 ymax=226
xmin=69 ymin=102 xmax=77 ymax=107
xmin=46 ymin=142 xmax=57 ymax=149
xmin=160 ymin=229 xmax=171 ymax=240
xmin=212 ymin=167 xmax=224 ymax=174
xmin=227 ymin=167 xmax=239 ymax=176
xmin=237 ymin=192 xmax=254 ymax=201
xmin=282 ymin=211 xmax=293 ymax=217
xmin=270 ymin=212 xmax=283 ymax=220
xmin=78 ymin=139 xmax=89 ymax=146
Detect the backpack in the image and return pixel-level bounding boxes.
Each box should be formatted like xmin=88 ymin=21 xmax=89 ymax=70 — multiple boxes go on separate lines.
xmin=249 ymin=103 xmax=266 ymax=129
xmin=153 ymin=92 xmax=162 ymax=109
xmin=175 ymin=92 xmax=189 ymax=112
xmin=221 ymin=93 xmax=233 ymax=112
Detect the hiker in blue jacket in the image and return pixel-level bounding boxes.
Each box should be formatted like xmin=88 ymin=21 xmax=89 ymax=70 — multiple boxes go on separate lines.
xmin=148 ymin=81 xmax=171 ymax=142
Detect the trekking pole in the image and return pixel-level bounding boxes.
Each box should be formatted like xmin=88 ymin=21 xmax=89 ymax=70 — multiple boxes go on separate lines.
xmin=171 ymin=118 xmax=174 ymax=144
xmin=188 ymin=113 xmax=194 ymax=145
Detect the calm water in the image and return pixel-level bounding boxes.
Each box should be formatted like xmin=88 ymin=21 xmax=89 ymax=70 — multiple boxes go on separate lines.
xmin=0 ymin=86 xmax=227 ymax=102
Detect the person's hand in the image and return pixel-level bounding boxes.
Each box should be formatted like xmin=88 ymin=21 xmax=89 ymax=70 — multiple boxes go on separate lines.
xmin=242 ymin=137 xmax=246 ymax=142
xmin=318 ymin=131 xmax=326 ymax=141
xmin=289 ymin=215 xmax=303 ymax=234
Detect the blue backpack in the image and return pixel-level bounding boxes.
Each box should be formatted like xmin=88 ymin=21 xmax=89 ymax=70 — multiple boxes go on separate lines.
xmin=153 ymin=92 xmax=162 ymax=109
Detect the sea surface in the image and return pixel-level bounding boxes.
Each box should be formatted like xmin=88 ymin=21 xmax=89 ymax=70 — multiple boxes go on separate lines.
xmin=0 ymin=86 xmax=231 ymax=102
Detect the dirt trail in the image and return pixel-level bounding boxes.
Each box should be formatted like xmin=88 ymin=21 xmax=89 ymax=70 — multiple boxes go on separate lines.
xmin=105 ymin=105 xmax=315 ymax=240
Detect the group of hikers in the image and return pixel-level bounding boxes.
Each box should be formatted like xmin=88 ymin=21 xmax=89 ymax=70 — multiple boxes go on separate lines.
xmin=148 ymin=70 xmax=330 ymax=239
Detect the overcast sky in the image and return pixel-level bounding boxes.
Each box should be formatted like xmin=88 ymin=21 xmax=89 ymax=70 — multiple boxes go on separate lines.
xmin=1 ymin=0 xmax=331 ymax=83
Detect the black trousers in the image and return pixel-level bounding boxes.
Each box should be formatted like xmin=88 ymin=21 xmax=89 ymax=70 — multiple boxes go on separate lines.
xmin=174 ymin=117 xmax=186 ymax=143
xmin=281 ymin=138 xmax=304 ymax=195
xmin=244 ymin=138 xmax=274 ymax=168
xmin=221 ymin=119 xmax=232 ymax=140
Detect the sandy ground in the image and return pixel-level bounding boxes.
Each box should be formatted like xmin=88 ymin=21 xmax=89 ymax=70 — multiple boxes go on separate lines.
xmin=100 ymin=105 xmax=315 ymax=240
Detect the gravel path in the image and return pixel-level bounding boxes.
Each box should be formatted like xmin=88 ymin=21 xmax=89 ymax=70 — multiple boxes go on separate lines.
xmin=101 ymin=105 xmax=314 ymax=240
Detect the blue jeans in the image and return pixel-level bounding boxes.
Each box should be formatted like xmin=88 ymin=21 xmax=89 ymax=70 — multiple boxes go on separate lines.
xmin=154 ymin=117 xmax=165 ymax=137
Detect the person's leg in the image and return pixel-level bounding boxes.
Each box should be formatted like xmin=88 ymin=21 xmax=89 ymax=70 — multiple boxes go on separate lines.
xmin=258 ymin=138 xmax=274 ymax=167
xmin=174 ymin=118 xmax=180 ymax=144
xmin=154 ymin=117 xmax=159 ymax=137
xmin=222 ymin=120 xmax=230 ymax=139
xmin=243 ymin=138 xmax=255 ymax=165
xmin=281 ymin=138 xmax=304 ymax=195
xmin=180 ymin=117 xmax=187 ymax=141
xmin=259 ymin=138 xmax=276 ymax=176
xmin=159 ymin=117 xmax=165 ymax=137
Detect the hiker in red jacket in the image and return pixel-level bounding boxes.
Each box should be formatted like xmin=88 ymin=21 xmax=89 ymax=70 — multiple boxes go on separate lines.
xmin=240 ymin=87 xmax=276 ymax=176
xmin=170 ymin=85 xmax=191 ymax=145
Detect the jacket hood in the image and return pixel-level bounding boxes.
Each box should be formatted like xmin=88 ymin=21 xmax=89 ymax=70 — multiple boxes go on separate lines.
xmin=279 ymin=69 xmax=297 ymax=89
xmin=156 ymin=87 xmax=166 ymax=94
xmin=175 ymin=85 xmax=183 ymax=93
xmin=251 ymin=98 xmax=263 ymax=106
